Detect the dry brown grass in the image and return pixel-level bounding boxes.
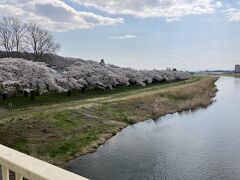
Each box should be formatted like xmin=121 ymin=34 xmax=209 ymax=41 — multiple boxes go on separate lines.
xmin=125 ymin=76 xmax=218 ymax=120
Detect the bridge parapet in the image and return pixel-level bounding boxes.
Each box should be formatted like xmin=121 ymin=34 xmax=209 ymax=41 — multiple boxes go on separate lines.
xmin=0 ymin=144 xmax=87 ymax=180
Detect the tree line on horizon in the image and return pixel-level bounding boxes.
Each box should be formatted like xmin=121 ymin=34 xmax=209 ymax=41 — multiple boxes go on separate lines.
xmin=0 ymin=17 xmax=60 ymax=61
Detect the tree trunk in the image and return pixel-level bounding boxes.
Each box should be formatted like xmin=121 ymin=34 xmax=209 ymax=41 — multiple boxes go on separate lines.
xmin=24 ymin=91 xmax=28 ymax=97
xmin=40 ymin=52 xmax=43 ymax=62
xmin=2 ymin=93 xmax=7 ymax=101
xmin=30 ymin=90 xmax=35 ymax=100
xmin=67 ymin=90 xmax=71 ymax=96
xmin=35 ymin=51 xmax=38 ymax=61
xmin=35 ymin=86 xmax=40 ymax=96
xmin=81 ymin=87 xmax=86 ymax=93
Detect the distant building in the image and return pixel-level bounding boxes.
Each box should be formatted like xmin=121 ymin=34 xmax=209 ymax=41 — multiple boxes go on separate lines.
xmin=235 ymin=65 xmax=240 ymax=73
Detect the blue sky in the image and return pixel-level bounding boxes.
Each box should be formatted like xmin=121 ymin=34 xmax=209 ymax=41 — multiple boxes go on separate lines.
xmin=1 ymin=0 xmax=240 ymax=71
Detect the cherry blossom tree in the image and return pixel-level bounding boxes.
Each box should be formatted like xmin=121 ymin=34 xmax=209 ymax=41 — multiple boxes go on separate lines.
xmin=0 ymin=58 xmax=67 ymax=99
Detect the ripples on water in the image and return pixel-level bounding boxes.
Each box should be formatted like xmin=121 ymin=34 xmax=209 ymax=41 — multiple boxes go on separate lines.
xmin=66 ymin=77 xmax=240 ymax=180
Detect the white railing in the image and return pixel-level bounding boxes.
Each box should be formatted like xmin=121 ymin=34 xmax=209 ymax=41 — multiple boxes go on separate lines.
xmin=0 ymin=144 xmax=88 ymax=180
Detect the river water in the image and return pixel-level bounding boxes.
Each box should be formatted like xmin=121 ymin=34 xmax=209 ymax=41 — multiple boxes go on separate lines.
xmin=67 ymin=77 xmax=240 ymax=180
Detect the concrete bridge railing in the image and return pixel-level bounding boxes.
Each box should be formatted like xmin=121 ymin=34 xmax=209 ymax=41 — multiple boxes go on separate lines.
xmin=0 ymin=144 xmax=88 ymax=180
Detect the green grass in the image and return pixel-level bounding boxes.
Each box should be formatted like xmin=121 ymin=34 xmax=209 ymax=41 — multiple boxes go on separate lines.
xmin=0 ymin=107 xmax=120 ymax=164
xmin=31 ymin=110 xmax=120 ymax=163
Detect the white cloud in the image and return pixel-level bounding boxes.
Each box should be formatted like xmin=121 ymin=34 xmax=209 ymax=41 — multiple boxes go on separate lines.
xmin=109 ymin=35 xmax=137 ymax=40
xmin=225 ymin=8 xmax=240 ymax=22
xmin=71 ymin=0 xmax=220 ymax=20
xmin=0 ymin=0 xmax=124 ymax=32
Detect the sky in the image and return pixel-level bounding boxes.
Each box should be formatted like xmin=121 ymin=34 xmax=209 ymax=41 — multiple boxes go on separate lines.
xmin=1 ymin=0 xmax=240 ymax=71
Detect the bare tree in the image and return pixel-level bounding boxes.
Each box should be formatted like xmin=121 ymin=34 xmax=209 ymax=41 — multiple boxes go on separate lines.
xmin=0 ymin=17 xmax=15 ymax=55
xmin=25 ymin=22 xmax=60 ymax=61
xmin=0 ymin=17 xmax=60 ymax=61
xmin=9 ymin=17 xmax=26 ymax=53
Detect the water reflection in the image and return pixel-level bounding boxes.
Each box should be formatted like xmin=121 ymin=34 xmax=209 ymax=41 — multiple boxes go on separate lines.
xmin=234 ymin=77 xmax=240 ymax=89
xmin=67 ymin=77 xmax=240 ymax=180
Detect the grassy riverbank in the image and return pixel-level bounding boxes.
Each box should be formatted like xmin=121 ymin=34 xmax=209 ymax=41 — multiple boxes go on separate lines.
xmin=0 ymin=76 xmax=218 ymax=166
xmin=221 ymin=74 xmax=240 ymax=77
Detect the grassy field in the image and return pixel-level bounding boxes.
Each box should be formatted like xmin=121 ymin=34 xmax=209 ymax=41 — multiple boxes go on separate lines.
xmin=0 ymin=76 xmax=218 ymax=166
xmin=0 ymin=79 xmax=197 ymax=109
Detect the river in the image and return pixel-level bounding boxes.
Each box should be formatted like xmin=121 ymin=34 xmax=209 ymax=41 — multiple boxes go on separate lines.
xmin=66 ymin=77 xmax=240 ymax=180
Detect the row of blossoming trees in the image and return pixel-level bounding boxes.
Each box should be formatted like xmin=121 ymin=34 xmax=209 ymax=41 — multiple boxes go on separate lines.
xmin=0 ymin=58 xmax=191 ymax=100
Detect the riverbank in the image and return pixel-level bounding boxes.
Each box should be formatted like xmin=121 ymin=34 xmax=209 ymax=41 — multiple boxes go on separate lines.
xmin=221 ymin=74 xmax=240 ymax=77
xmin=0 ymin=76 xmax=218 ymax=167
